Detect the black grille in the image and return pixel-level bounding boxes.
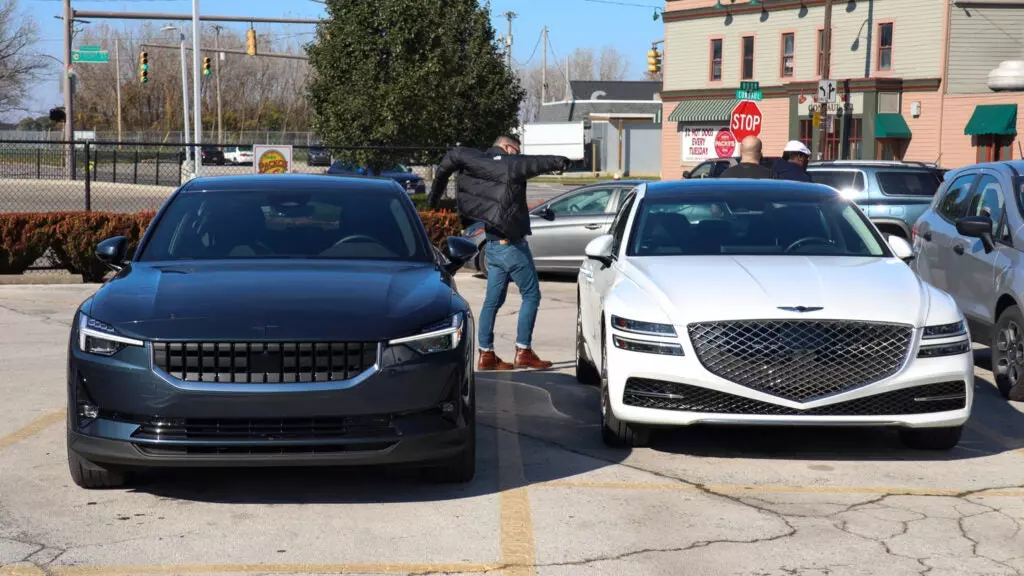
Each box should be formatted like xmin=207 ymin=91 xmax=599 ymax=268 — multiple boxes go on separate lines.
xmin=128 ymin=414 xmax=396 ymax=442
xmin=136 ymin=442 xmax=396 ymax=456
xmin=151 ymin=341 xmax=378 ymax=383
xmin=687 ymin=320 xmax=913 ymax=402
xmin=623 ymin=378 xmax=966 ymax=416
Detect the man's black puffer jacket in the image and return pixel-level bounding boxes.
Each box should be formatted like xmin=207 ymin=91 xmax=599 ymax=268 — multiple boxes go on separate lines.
xmin=428 ymin=146 xmax=569 ymax=243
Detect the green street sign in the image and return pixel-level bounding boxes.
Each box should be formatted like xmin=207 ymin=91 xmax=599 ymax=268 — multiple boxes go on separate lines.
xmin=735 ymin=89 xmax=763 ymax=101
xmin=739 ymin=81 xmax=760 ymax=92
xmin=72 ymin=50 xmax=109 ymax=63
xmin=78 ymin=45 xmax=102 ymax=52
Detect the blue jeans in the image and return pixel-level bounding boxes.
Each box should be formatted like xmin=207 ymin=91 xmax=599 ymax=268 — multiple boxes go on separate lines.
xmin=477 ymin=239 xmax=541 ymax=351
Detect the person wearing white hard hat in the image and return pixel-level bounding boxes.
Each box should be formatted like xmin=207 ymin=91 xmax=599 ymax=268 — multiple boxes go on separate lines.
xmin=770 ymin=140 xmax=813 ymax=182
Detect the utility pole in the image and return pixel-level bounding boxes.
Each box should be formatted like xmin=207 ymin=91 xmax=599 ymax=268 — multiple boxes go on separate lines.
xmin=541 ymin=26 xmax=547 ymax=104
xmin=164 ymin=26 xmax=192 ymax=163
xmin=212 ymin=24 xmax=224 ymax=144
xmin=63 ymin=0 xmax=74 ymax=179
xmin=501 ymin=10 xmax=516 ymax=68
xmin=817 ymin=0 xmax=834 ymax=161
xmin=192 ymin=0 xmax=202 ymax=176
xmin=115 ymin=36 xmax=122 ymax=142
xmin=565 ymin=56 xmax=570 ymax=100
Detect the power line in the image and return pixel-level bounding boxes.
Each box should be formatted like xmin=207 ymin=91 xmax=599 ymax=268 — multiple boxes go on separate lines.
xmin=516 ymin=28 xmax=543 ymax=67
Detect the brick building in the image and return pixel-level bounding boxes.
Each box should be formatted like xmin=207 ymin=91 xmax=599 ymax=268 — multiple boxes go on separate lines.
xmin=659 ymin=0 xmax=1024 ymax=179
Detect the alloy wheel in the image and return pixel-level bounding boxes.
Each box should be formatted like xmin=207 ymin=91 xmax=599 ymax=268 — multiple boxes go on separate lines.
xmin=996 ymin=320 xmax=1024 ymax=385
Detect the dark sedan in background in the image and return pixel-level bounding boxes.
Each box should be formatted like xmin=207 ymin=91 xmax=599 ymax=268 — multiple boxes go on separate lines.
xmin=327 ymin=161 xmax=426 ymax=195
xmin=67 ymin=174 xmax=479 ymax=488
xmin=307 ymin=145 xmax=332 ymax=166
xmin=463 ymin=180 xmax=646 ymax=277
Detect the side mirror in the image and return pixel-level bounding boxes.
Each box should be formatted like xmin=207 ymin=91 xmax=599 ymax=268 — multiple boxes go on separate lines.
xmin=442 ymin=236 xmax=479 ymax=274
xmin=538 ymin=206 xmax=555 ymax=221
xmin=584 ymin=234 xmax=615 ymax=267
xmin=96 ymin=236 xmax=127 ymax=270
xmin=886 ymin=235 xmax=914 ymax=262
xmin=955 ymin=216 xmax=995 ymax=253
xmin=683 ymin=171 xmax=691 ymax=178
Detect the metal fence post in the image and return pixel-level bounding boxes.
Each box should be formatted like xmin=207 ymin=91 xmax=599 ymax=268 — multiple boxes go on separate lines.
xmin=113 ymin=150 xmax=117 ymax=183
xmin=155 ymin=152 xmax=160 ymax=185
xmin=133 ymin=150 xmax=138 ymax=184
xmin=84 ymin=141 xmax=92 ymax=212
xmin=36 ymin=149 xmax=41 ymax=179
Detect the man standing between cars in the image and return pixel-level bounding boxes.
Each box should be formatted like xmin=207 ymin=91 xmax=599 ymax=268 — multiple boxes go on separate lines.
xmin=721 ymin=136 xmax=771 ymax=179
xmin=428 ymin=135 xmax=570 ymax=371
xmin=770 ymin=140 xmax=814 ymax=182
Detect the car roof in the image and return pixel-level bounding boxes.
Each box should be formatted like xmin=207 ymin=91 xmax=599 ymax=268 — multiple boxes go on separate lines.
xmin=808 ymin=160 xmax=938 ymax=170
xmin=178 ymin=173 xmax=403 ymax=194
xmin=644 ymin=178 xmax=839 ymax=199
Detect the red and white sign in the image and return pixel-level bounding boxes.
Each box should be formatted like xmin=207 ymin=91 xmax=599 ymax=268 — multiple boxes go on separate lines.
xmin=714 ymin=129 xmax=736 ymax=158
xmin=730 ymin=100 xmax=763 ymax=141
xmin=680 ymin=126 xmax=733 ymax=162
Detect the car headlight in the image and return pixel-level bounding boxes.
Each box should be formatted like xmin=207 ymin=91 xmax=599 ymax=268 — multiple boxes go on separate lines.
xmin=613 ymin=334 xmax=683 ymax=356
xmin=918 ymin=320 xmax=970 ymax=358
xmin=77 ymin=313 xmax=144 ymax=356
xmin=388 ymin=312 xmax=464 ymax=356
xmin=922 ymin=320 xmax=966 ymax=339
xmin=610 ymin=314 xmax=677 ymax=337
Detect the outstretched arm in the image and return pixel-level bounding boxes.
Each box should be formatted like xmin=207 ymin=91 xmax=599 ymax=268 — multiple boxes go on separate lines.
xmin=511 ymin=155 xmax=570 ymax=181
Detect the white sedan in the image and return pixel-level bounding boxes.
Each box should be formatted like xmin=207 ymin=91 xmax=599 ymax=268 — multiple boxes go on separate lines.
xmin=575 ymin=179 xmax=974 ymax=450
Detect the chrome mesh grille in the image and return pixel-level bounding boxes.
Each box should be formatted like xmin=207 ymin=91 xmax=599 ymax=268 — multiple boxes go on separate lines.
xmin=687 ymin=320 xmax=913 ymax=402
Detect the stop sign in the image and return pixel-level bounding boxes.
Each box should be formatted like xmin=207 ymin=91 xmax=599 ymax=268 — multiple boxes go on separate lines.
xmin=730 ymin=100 xmax=763 ymax=141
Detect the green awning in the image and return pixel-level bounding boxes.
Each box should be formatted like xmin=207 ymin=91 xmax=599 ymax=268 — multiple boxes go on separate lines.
xmin=964 ymin=104 xmax=1018 ymax=136
xmin=875 ymin=113 xmax=912 ymax=139
xmin=668 ymin=99 xmax=740 ymax=123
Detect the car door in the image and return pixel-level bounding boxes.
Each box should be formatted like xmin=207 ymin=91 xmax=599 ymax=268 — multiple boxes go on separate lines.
xmin=948 ymin=172 xmax=1012 ymax=326
xmin=585 ymin=190 xmax=638 ymax=351
xmin=686 ymin=161 xmax=714 ymax=179
xmin=914 ymin=171 xmax=978 ymax=293
xmin=529 ymin=186 xmax=619 ymax=271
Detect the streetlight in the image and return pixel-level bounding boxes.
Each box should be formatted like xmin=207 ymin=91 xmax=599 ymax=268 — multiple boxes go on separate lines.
xmin=162 ymin=24 xmax=192 ymax=164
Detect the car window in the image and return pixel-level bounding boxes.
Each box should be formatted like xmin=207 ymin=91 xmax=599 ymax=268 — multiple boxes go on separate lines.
xmin=627 ymin=192 xmax=887 ymax=257
xmin=139 ymin=188 xmax=431 ymax=263
xmin=969 ymin=175 xmax=1006 ymax=237
xmin=547 ymin=187 xmax=615 ymax=215
xmin=689 ymin=162 xmax=713 ymax=178
xmin=937 ymin=173 xmax=978 ymax=222
xmin=808 ymin=170 xmax=865 ymax=193
xmin=711 ymin=161 xmax=731 ymax=177
xmin=609 ymin=191 xmax=637 ymax=256
xmin=875 ymin=170 xmax=941 ymax=197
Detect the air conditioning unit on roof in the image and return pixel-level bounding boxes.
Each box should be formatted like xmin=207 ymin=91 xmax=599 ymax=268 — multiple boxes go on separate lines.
xmin=988 ymin=60 xmax=1024 ymax=91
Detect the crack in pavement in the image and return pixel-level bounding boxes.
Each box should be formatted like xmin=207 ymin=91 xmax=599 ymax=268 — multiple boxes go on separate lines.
xmin=0 ymin=302 xmax=71 ymax=329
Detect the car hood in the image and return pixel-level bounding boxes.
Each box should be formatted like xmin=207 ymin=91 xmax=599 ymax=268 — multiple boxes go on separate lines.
xmin=381 ymin=171 xmax=421 ymax=182
xmin=622 ymin=255 xmax=930 ymax=326
xmin=87 ymin=260 xmax=454 ymax=341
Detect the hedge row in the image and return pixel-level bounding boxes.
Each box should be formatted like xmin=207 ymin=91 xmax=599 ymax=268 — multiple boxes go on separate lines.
xmin=0 ymin=210 xmax=462 ymax=282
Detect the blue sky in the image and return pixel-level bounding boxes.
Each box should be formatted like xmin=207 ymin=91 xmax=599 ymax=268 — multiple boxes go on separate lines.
xmin=20 ymin=0 xmax=664 ymax=119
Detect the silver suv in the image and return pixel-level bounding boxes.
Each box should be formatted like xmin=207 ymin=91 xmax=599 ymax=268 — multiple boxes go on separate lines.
xmin=911 ymin=160 xmax=1024 ymax=401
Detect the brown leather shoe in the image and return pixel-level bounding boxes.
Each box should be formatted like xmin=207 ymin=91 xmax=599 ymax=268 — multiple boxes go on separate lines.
xmin=514 ymin=347 xmax=553 ymax=369
xmin=478 ymin=350 xmax=513 ymax=371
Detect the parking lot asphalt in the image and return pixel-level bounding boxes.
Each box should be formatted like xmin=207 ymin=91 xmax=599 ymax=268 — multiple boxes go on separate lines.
xmin=1 ymin=274 xmax=1023 ymax=576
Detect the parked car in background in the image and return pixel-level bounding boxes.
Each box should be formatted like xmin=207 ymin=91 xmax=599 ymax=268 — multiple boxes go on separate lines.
xmin=911 ymin=159 xmax=1024 ymax=402
xmin=683 ymin=156 xmax=781 ymax=179
xmin=223 ymin=146 xmax=254 ymax=165
xmin=577 ymin=179 xmax=973 ymax=450
xmin=327 ymin=161 xmax=426 ymax=195
xmin=308 ymin=145 xmax=331 ymax=167
xmin=462 ymin=180 xmax=646 ymax=277
xmin=200 ymin=146 xmax=225 ymax=166
xmin=807 ymin=160 xmax=943 ymax=241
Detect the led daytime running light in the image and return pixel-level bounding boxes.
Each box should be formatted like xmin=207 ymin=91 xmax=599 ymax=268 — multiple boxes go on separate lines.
xmin=610 ymin=314 xmax=677 ymax=337
xmin=923 ymin=321 xmax=966 ymax=339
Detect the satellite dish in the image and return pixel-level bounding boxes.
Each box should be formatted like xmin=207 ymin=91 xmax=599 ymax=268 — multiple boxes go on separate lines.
xmin=988 ymin=60 xmax=1024 ymax=91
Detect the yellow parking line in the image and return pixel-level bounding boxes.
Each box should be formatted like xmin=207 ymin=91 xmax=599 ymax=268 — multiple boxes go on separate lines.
xmin=534 ymin=480 xmax=1024 ymax=498
xmin=47 ymin=563 xmax=500 ymax=575
xmin=495 ymin=381 xmax=537 ymax=576
xmin=0 ymin=409 xmax=64 ymax=451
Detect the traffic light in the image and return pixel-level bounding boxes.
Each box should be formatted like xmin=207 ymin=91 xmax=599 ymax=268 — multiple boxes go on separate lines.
xmin=246 ymin=29 xmax=257 ymax=56
xmin=647 ymin=48 xmax=661 ymax=74
xmin=203 ymin=56 xmax=211 ymax=75
xmin=139 ymin=51 xmax=149 ymax=83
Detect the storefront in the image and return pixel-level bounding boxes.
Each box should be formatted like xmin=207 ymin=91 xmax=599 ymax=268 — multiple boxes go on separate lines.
xmin=964 ymin=103 xmax=1017 ymax=163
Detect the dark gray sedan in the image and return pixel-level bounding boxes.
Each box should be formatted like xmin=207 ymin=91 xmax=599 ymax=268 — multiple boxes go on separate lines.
xmin=462 ymin=180 xmax=646 ymax=277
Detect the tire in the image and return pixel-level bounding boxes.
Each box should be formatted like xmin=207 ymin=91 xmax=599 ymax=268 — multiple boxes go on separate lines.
xmin=599 ymin=328 xmax=651 ymax=447
xmin=898 ymin=425 xmax=963 ymax=450
xmin=575 ymin=295 xmax=600 ymax=385
xmin=992 ymin=305 xmax=1024 ymax=401
xmin=68 ymin=445 xmax=127 ymax=489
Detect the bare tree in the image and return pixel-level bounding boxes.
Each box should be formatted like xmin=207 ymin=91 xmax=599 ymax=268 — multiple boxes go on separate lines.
xmin=0 ymin=0 xmax=48 ymax=116
xmin=597 ymin=46 xmax=629 ymax=81
xmin=516 ymin=44 xmax=632 ymax=123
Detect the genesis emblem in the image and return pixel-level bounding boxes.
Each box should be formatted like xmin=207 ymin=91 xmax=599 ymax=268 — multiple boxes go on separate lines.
xmin=778 ymin=306 xmax=823 ymax=313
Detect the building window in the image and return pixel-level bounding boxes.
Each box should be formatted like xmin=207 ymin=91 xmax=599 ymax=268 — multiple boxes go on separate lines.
xmin=710 ymin=38 xmax=723 ymax=81
xmin=825 ymin=128 xmax=840 ymax=161
xmin=878 ymin=23 xmax=893 ymax=71
xmin=975 ymin=135 xmax=1013 ymax=163
xmin=781 ymin=33 xmax=794 ymax=77
xmin=742 ymin=36 xmax=755 ymax=80
xmin=799 ymin=119 xmax=814 ymax=150
xmin=848 ymin=118 xmax=863 ymax=159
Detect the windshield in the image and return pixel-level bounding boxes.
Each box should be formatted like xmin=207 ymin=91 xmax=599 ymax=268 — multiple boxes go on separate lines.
xmin=138 ymin=188 xmax=431 ymax=262
xmin=627 ymin=193 xmax=888 ymax=257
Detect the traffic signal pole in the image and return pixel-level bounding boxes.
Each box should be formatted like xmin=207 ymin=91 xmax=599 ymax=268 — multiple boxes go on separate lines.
xmin=212 ymin=24 xmax=223 ymax=144
xmin=816 ymin=0 xmax=834 ymax=161
xmin=192 ymin=0 xmax=202 ymax=177
xmin=115 ymin=36 xmax=122 ymax=142
xmin=177 ymin=30 xmax=192 ymax=164
xmin=63 ymin=0 xmax=74 ymax=180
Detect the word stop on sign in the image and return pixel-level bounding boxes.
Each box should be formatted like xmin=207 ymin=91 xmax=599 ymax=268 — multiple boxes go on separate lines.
xmin=732 ymin=114 xmax=761 ymax=133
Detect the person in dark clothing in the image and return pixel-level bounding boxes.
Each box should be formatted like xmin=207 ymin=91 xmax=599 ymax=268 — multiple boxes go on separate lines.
xmin=428 ymin=135 xmax=570 ymax=371
xmin=770 ymin=140 xmax=814 ymax=182
xmin=721 ymin=136 xmax=771 ymax=179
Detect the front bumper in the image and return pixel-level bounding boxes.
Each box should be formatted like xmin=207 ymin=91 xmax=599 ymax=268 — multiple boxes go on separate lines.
xmin=68 ymin=335 xmax=474 ymax=468
xmin=606 ymin=330 xmax=974 ymax=429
